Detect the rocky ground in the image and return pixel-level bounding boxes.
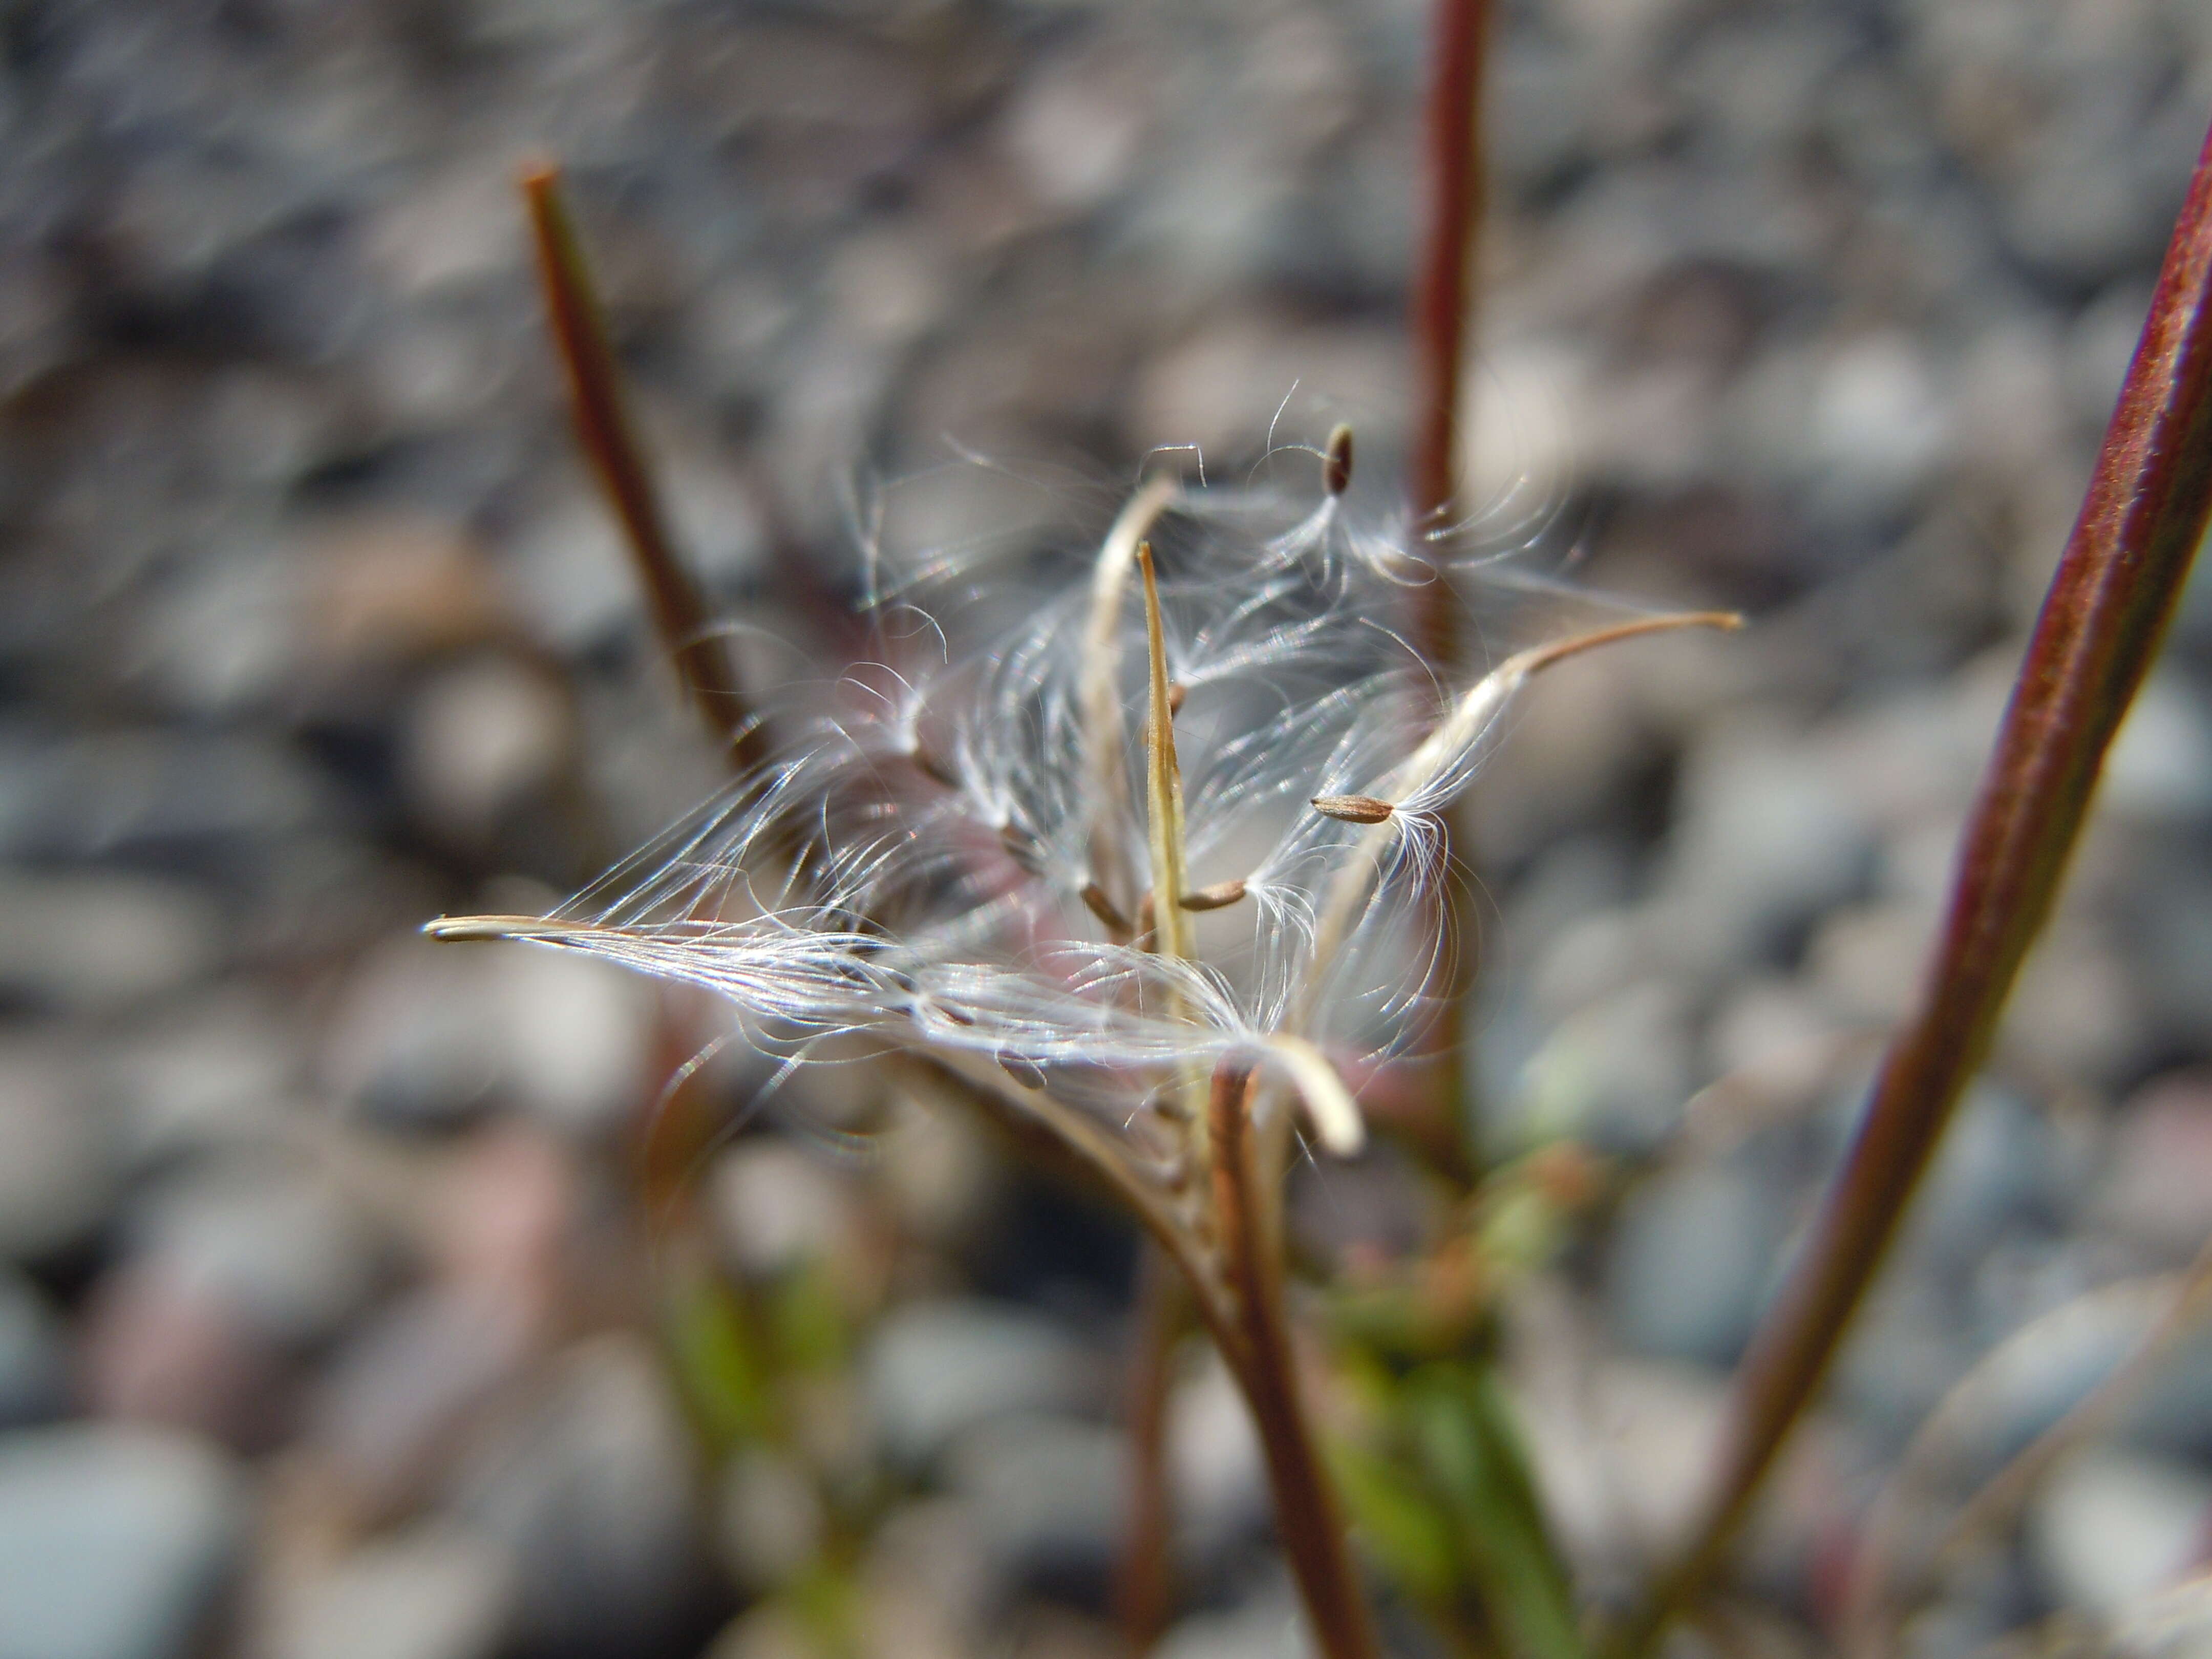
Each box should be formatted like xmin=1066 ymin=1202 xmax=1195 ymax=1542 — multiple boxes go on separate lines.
xmin=3 ymin=1 xmax=2212 ymax=1656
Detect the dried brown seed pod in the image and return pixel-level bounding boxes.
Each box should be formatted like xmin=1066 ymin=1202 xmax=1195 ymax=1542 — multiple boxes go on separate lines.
xmin=1310 ymin=794 xmax=1394 ymax=824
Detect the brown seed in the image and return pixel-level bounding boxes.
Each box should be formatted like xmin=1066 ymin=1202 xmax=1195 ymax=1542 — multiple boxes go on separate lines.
xmin=999 ymin=820 xmax=1044 ymax=870
xmin=997 ymin=1051 xmax=1047 ymax=1091
xmin=1079 ymin=880 xmax=1131 ymax=933
xmin=911 ymin=743 xmax=960 ymax=789
xmin=1311 ymin=794 xmax=1394 ymax=824
xmin=1178 ymin=878 xmax=1248 ymax=911
xmin=1167 ymin=681 xmax=1188 ymax=716
xmin=1324 ymin=423 xmax=1354 ymax=497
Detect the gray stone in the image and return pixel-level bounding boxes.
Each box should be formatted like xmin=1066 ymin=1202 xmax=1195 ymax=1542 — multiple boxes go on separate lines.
xmin=1805 ymin=331 xmax=1951 ymax=511
xmin=2133 ymin=865 xmax=2212 ymax=1050
xmin=1806 ymin=899 xmax=1939 ymax=1026
xmin=716 ymin=1448 xmax=824 ymax=1596
xmin=2066 ymin=281 xmax=2156 ymax=428
xmin=709 ymin=1140 xmax=857 ymax=1281
xmin=5 ymin=731 xmax=329 ymax=868
xmin=1167 ymin=1350 xmax=1266 ymax=1561
xmin=864 ymin=1301 xmax=1089 ymax=1468
xmin=0 ymin=1271 xmax=62 ymax=1428
xmin=0 ymin=1424 xmax=247 ymax=1659
xmin=1900 ymin=1084 xmax=2053 ymax=1270
xmin=322 ymin=932 xmax=652 ymax=1139
xmin=398 ymin=657 xmax=573 ymax=848
xmin=2110 ymin=1577 xmax=2212 ymax=1658
xmin=265 ymin=1522 xmax=518 ymax=1659
xmin=102 ymin=989 xmax=300 ymax=1167
xmin=76 ymin=1252 xmax=290 ymax=1449
xmin=947 ymin=1414 xmax=1125 ymax=1579
xmin=2097 ymin=1072 xmax=2212 ymax=1255
xmin=502 ymin=490 xmax=643 ymax=656
xmin=310 ymin=1286 xmax=536 ymax=1516
xmin=0 ymin=871 xmax=221 ymax=1012
xmin=1155 ymin=1573 xmax=1313 ymax=1659
xmin=0 ymin=1045 xmax=117 ymax=1263
xmin=1654 ymin=715 xmax=1875 ymax=971
xmin=128 ymin=1161 xmax=380 ymax=1349
xmin=2103 ymin=672 xmax=2212 ymax=826
xmin=1511 ymin=978 xmax=1697 ymax=1155
xmin=446 ymin=1334 xmax=713 ymax=1658
xmin=1606 ymin=1161 xmax=1784 ymax=1365
xmin=852 ymin=1500 xmax=993 ymax=1659
xmin=2030 ymin=1449 xmax=2212 ymax=1621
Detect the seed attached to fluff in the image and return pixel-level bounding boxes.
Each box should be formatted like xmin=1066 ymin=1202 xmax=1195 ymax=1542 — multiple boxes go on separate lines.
xmin=1167 ymin=681 xmax=1188 ymax=716
xmin=1178 ymin=878 xmax=1248 ymax=911
xmin=1079 ymin=880 xmax=1131 ymax=933
xmin=1324 ymin=423 xmax=1354 ymax=497
xmin=997 ymin=1051 xmax=1048 ymax=1090
xmin=910 ymin=741 xmax=961 ymax=789
xmin=1311 ymin=794 xmax=1394 ymax=824
xmin=999 ymin=820 xmax=1044 ymax=870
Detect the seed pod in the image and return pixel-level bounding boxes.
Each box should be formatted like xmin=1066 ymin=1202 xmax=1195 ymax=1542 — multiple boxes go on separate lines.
xmin=1179 ymin=878 xmax=1248 ymax=911
xmin=999 ymin=820 xmax=1044 ymax=871
xmin=910 ymin=742 xmax=961 ymax=789
xmin=997 ymin=1051 xmax=1048 ymax=1091
xmin=1079 ymin=880 xmax=1131 ymax=933
xmin=1324 ymin=423 xmax=1354 ymax=497
xmin=1311 ymin=794 xmax=1394 ymax=824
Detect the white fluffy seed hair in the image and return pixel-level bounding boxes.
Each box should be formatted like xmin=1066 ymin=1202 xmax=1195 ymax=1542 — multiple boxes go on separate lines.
xmin=430 ymin=443 xmax=1695 ymax=1156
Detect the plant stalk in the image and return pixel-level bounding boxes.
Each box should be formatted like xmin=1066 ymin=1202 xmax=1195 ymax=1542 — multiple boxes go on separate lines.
xmin=1410 ymin=0 xmax=1491 ymax=546
xmin=1117 ymin=1245 xmax=1185 ymax=1654
xmin=1406 ymin=0 xmax=1494 ymax=1193
xmin=1613 ymin=114 xmax=2212 ymax=1658
xmin=1211 ymin=1064 xmax=1381 ymax=1659
xmin=521 ymin=164 xmax=762 ymax=767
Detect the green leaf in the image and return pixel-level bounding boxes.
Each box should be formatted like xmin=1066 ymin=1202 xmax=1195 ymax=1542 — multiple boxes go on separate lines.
xmin=1333 ymin=1440 xmax=1461 ymax=1608
xmin=1406 ymin=1364 xmax=1584 ymax=1659
xmin=664 ymin=1263 xmax=772 ymax=1450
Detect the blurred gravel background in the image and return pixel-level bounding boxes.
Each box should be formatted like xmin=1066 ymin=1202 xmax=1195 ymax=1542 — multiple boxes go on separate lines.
xmin=4 ymin=2 xmax=2212 ymax=1656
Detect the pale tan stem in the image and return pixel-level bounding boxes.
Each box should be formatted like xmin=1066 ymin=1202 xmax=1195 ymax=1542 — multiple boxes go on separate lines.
xmin=1138 ymin=543 xmax=1196 ymax=968
xmin=1137 ymin=541 xmax=1216 ymax=1169
xmin=1080 ymin=477 xmax=1181 ymax=930
xmin=1210 ymin=1064 xmax=1380 ymax=1659
xmin=1117 ymin=1247 xmax=1185 ymax=1654
xmin=1295 ymin=610 xmax=1740 ymax=1034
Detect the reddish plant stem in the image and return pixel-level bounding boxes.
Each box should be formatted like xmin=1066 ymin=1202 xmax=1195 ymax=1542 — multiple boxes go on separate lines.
xmin=1403 ymin=0 xmax=1496 ymax=1199
xmin=1409 ymin=0 xmax=1490 ymax=545
xmin=1210 ymin=1066 xmax=1381 ymax=1659
xmin=1117 ymin=1245 xmax=1184 ymax=1654
xmin=521 ymin=164 xmax=763 ymax=768
xmin=1617 ymin=116 xmax=2212 ymax=1658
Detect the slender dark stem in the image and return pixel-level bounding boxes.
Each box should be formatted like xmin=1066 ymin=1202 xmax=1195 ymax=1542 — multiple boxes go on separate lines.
xmin=1406 ymin=0 xmax=1496 ymax=1206
xmin=1117 ymin=1245 xmax=1185 ymax=1654
xmin=1409 ymin=0 xmax=1490 ymax=548
xmin=1613 ymin=115 xmax=2212 ymax=1658
xmin=521 ymin=164 xmax=763 ymax=768
xmin=1211 ymin=1065 xmax=1381 ymax=1659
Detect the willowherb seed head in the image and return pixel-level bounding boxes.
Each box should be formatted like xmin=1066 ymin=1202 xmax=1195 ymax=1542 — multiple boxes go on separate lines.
xmin=430 ymin=442 xmax=1736 ymax=1183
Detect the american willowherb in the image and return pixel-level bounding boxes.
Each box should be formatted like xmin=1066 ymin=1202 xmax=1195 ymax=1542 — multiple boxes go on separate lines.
xmin=429 ymin=432 xmax=1735 ymax=1227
